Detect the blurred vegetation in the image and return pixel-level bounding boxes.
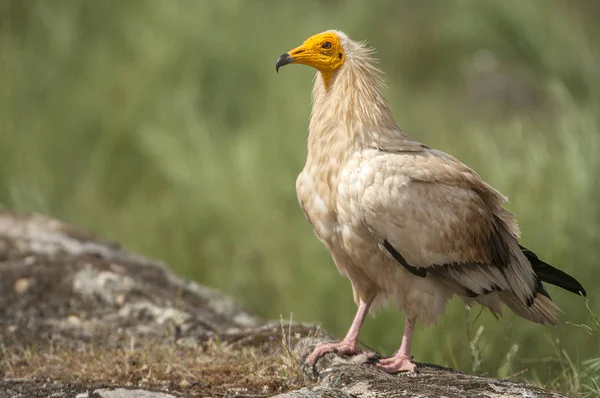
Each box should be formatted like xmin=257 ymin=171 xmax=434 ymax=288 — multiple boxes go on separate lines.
xmin=1 ymin=0 xmax=599 ymax=393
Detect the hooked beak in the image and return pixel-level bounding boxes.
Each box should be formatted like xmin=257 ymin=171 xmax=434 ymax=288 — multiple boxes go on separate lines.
xmin=275 ymin=53 xmax=294 ymax=73
xmin=275 ymin=44 xmax=308 ymax=72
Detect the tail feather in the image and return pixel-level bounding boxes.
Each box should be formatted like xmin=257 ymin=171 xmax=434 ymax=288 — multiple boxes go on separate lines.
xmin=467 ymin=291 xmax=561 ymax=326
xmin=521 ymin=246 xmax=587 ymax=297
xmin=500 ymin=291 xmax=560 ymax=326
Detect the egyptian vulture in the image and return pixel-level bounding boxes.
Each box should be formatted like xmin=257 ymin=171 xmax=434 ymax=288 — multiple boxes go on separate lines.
xmin=275 ymin=30 xmax=586 ymax=373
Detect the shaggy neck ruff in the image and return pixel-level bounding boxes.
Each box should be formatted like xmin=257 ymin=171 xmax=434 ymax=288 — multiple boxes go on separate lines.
xmin=308 ymin=36 xmax=412 ymax=154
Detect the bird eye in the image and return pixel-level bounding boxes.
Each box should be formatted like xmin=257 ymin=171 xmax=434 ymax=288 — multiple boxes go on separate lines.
xmin=322 ymin=42 xmax=332 ymax=49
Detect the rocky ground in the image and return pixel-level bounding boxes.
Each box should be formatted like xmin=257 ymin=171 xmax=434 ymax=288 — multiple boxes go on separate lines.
xmin=0 ymin=210 xmax=570 ymax=397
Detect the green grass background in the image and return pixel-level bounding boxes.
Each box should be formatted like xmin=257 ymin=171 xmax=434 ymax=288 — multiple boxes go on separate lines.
xmin=1 ymin=0 xmax=598 ymax=393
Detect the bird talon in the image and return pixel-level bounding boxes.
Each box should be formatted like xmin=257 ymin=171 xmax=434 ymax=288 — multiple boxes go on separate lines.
xmin=375 ymin=355 xmax=417 ymax=374
xmin=305 ymin=340 xmax=361 ymax=365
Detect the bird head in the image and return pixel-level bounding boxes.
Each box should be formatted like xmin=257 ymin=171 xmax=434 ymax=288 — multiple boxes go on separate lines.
xmin=276 ymin=31 xmax=346 ymax=86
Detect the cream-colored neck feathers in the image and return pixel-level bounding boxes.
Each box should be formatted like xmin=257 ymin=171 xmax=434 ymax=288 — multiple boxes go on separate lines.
xmin=308 ymin=34 xmax=413 ymax=153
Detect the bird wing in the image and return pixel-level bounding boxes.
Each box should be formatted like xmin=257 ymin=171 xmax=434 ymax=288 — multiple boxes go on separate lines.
xmin=359 ymin=148 xmax=541 ymax=307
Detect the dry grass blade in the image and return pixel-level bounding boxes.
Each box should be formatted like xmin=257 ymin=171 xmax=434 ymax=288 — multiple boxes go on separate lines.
xmin=0 ymin=330 xmax=314 ymax=396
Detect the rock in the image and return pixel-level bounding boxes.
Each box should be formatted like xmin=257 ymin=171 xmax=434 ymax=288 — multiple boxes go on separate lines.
xmin=0 ymin=210 xmax=570 ymax=398
xmin=13 ymin=277 xmax=33 ymax=294
xmin=0 ymin=209 xmax=263 ymax=351
xmin=93 ymin=388 xmax=177 ymax=398
xmin=276 ymin=386 xmax=355 ymax=398
xmin=279 ymin=334 xmax=569 ymax=398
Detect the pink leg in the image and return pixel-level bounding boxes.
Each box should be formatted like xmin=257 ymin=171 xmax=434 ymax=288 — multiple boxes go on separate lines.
xmin=377 ymin=316 xmax=417 ymax=373
xmin=305 ymin=297 xmax=373 ymax=365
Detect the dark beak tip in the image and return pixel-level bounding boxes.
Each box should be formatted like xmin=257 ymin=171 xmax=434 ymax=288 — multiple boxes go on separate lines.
xmin=275 ymin=53 xmax=293 ymax=73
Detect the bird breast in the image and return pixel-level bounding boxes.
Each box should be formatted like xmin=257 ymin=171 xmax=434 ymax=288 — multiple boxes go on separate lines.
xmin=296 ymin=168 xmax=340 ymax=243
xmin=296 ymin=149 xmax=381 ymax=250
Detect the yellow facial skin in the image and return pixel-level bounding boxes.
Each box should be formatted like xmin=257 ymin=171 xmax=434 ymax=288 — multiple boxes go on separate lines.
xmin=275 ymin=32 xmax=345 ymax=88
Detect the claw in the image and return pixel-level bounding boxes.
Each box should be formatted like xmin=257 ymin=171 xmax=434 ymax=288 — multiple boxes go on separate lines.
xmin=305 ymin=340 xmax=361 ymax=365
xmin=375 ymin=355 xmax=417 ymax=373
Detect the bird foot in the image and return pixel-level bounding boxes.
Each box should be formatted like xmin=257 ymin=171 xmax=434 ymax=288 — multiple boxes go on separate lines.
xmin=305 ymin=340 xmax=360 ymax=365
xmin=376 ymin=355 xmax=416 ymax=373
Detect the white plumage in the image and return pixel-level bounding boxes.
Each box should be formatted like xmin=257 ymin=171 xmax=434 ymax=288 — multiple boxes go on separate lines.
xmin=276 ymin=30 xmax=586 ymax=373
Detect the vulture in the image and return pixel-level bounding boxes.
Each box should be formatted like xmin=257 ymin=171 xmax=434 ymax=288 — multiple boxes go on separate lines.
xmin=275 ymin=30 xmax=586 ymax=373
